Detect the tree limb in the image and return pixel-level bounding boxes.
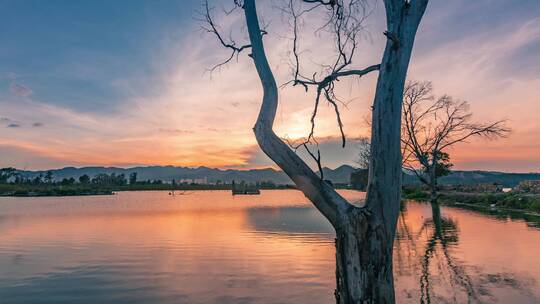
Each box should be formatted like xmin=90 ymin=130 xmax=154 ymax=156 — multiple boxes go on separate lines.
xmin=244 ymin=0 xmax=352 ymax=227
xmin=202 ymin=0 xmax=252 ymax=72
xmin=286 ymin=0 xmax=379 ymax=148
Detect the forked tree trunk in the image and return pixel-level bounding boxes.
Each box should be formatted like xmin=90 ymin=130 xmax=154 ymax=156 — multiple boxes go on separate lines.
xmin=242 ymin=1 xmax=428 ymax=303
xmin=429 ymin=153 xmax=439 ymax=204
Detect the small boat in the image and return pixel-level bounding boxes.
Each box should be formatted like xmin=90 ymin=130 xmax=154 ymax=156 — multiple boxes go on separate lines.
xmin=232 ymin=188 xmax=261 ymax=195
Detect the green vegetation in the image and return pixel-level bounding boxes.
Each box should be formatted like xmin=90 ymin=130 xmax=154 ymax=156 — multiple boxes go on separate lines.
xmin=402 ymin=187 xmax=431 ymax=201
xmin=0 ymin=184 xmax=113 ymax=197
xmin=0 ymin=167 xmax=294 ymax=197
xmin=402 ymin=187 xmax=540 ymax=214
xmin=439 ymin=192 xmax=540 ymax=213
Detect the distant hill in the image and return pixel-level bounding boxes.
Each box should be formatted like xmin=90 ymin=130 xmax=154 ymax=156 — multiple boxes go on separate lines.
xmin=321 ymin=165 xmax=357 ymax=184
xmin=15 ymin=165 xmax=540 ymax=187
xmin=15 ymin=165 xmax=359 ymax=185
xmin=17 ymin=166 xmax=293 ymax=185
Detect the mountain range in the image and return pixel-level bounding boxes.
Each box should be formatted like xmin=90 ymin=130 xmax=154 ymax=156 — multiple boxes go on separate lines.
xmin=16 ymin=165 xmax=355 ymax=185
xmin=15 ymin=165 xmax=540 ymax=187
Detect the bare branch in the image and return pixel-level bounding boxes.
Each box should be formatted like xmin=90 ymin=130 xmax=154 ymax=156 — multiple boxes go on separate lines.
xmin=304 ymin=64 xmax=380 ymax=146
xmin=302 ymin=0 xmax=339 ymax=5
xmin=202 ymin=0 xmax=251 ymax=72
xmin=284 ymin=0 xmax=379 ymax=148
xmin=355 ymin=136 xmax=371 ymax=169
xmin=284 ymin=134 xmax=324 ymax=180
xmin=303 ymin=143 xmax=325 ymax=180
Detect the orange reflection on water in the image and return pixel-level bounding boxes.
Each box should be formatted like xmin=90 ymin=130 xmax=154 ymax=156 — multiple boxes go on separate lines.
xmin=0 ymin=190 xmax=539 ymax=304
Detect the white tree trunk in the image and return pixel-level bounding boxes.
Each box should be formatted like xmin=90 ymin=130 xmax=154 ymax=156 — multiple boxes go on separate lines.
xmin=242 ymin=1 xmax=428 ymax=303
xmin=334 ymin=209 xmax=396 ymax=303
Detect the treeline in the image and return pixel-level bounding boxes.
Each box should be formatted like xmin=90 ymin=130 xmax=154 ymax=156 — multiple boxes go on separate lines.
xmin=0 ymin=167 xmax=294 ymax=196
xmin=0 ymin=167 xmax=130 ymax=187
xmin=0 ymin=167 xmax=114 ymax=196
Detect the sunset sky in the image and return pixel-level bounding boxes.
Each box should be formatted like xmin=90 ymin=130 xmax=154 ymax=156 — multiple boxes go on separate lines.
xmin=1 ymin=0 xmax=539 ymax=172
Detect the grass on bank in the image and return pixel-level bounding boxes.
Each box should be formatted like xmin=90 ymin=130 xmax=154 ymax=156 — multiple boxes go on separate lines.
xmin=402 ymin=187 xmax=540 ymax=213
xmin=0 ymin=184 xmax=114 ymax=196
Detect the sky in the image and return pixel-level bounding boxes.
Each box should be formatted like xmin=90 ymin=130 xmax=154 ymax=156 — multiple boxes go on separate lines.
xmin=0 ymin=0 xmax=539 ymax=172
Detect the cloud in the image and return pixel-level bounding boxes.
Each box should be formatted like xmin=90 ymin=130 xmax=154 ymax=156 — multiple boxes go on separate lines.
xmin=6 ymin=123 xmax=20 ymax=128
xmin=0 ymin=2 xmax=377 ymax=170
xmin=239 ymin=136 xmax=365 ymax=170
xmin=9 ymin=82 xmax=33 ymax=97
xmin=0 ymin=143 xmax=90 ymax=170
xmin=157 ymin=128 xmax=194 ymax=134
xmin=0 ymin=1 xmax=538 ymax=172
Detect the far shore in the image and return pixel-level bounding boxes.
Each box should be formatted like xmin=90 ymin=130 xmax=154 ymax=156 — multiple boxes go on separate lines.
xmin=402 ymin=188 xmax=540 ymax=215
xmin=1 ymin=184 xmax=539 ymax=218
xmin=0 ymin=183 xmax=298 ymax=197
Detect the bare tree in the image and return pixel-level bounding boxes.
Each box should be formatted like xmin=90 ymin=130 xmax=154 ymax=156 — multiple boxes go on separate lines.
xmin=401 ymin=81 xmax=510 ymax=203
xmin=355 ymin=136 xmax=371 ymax=169
xmin=204 ymin=0 xmax=429 ymax=302
xmin=351 ymin=137 xmax=371 ymax=191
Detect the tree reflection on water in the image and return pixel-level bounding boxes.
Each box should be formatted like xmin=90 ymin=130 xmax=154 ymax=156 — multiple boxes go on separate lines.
xmin=395 ymin=201 xmax=535 ymax=304
xmin=243 ymin=198 xmax=537 ymax=303
xmin=419 ymin=203 xmax=476 ymax=303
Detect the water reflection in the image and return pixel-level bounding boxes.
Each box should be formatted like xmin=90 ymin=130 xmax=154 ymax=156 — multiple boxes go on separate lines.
xmin=395 ymin=201 xmax=538 ymax=303
xmin=444 ymin=202 xmax=540 ymax=229
xmin=420 ymin=203 xmax=475 ymax=303
xmin=245 ymin=206 xmax=334 ymax=240
xmin=0 ymin=191 xmax=539 ymax=304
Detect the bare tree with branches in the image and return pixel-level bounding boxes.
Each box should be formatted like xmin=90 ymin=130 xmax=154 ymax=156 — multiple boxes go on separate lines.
xmin=351 ymin=137 xmax=371 ymax=191
xmin=203 ymin=0 xmax=428 ymax=302
xmin=401 ymin=81 xmax=510 ymax=204
xmin=355 ymin=136 xmax=371 ymax=169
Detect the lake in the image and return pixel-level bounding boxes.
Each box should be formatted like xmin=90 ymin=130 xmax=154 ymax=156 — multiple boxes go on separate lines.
xmin=1 ymin=190 xmax=539 ymax=303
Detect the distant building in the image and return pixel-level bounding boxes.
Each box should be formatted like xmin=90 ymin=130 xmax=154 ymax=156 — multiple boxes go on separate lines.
xmin=515 ymin=180 xmax=540 ymax=193
xmin=179 ymin=177 xmax=208 ymax=184
xmin=441 ymin=183 xmax=503 ymax=193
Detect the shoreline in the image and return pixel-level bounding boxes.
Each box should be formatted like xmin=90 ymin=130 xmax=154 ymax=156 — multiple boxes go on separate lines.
xmin=402 ymin=188 xmax=540 ymax=214
xmin=3 ymin=186 xmax=539 ymax=217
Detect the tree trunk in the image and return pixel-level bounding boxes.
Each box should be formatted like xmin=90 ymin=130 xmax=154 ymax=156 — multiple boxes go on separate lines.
xmin=334 ymin=209 xmax=395 ymax=304
xmin=429 ymin=168 xmax=437 ymax=203
xmin=430 ymin=182 xmax=437 ymax=204
xmin=429 ymin=153 xmax=438 ymax=204
xmin=241 ymin=1 xmax=428 ymax=303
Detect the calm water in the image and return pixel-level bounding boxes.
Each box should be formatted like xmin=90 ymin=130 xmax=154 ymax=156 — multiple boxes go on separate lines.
xmin=1 ymin=190 xmax=539 ymax=303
